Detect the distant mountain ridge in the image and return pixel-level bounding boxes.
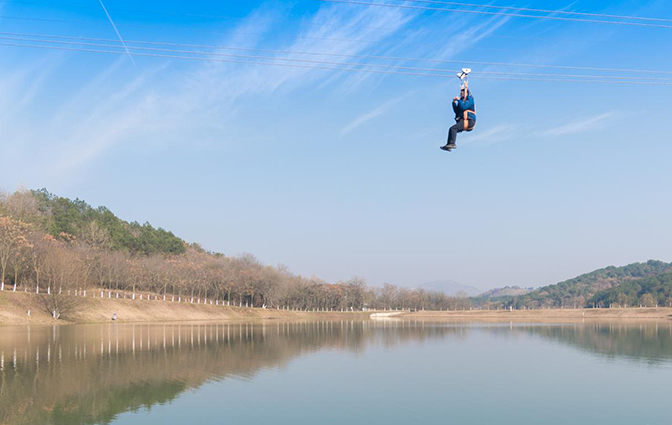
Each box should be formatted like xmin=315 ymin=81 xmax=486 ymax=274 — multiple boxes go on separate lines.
xmin=478 ymin=286 xmax=532 ymax=299
xmin=419 ymin=280 xmax=481 ymax=297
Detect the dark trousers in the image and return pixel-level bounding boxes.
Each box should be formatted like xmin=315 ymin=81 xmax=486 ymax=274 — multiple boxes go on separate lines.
xmin=446 ymin=119 xmax=475 ymax=146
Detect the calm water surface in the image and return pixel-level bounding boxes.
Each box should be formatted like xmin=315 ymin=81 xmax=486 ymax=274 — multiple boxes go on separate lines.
xmin=1 ymin=320 xmax=671 ymax=425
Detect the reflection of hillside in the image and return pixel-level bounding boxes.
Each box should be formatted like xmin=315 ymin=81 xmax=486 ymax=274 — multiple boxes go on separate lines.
xmin=516 ymin=323 xmax=672 ymax=365
xmin=1 ymin=321 xmax=670 ymax=425
xmin=0 ymin=321 xmax=465 ymax=425
xmin=430 ymin=321 xmax=672 ymax=365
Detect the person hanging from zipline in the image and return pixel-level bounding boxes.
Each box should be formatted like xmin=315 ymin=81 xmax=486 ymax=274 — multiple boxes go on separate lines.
xmin=441 ymin=69 xmax=476 ymax=152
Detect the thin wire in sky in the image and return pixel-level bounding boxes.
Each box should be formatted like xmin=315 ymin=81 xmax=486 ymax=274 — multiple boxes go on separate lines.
xmin=98 ymin=0 xmax=134 ymax=67
xmin=399 ymin=0 xmax=672 ymax=23
xmin=0 ymin=0 xmax=402 ymax=32
xmin=0 ymin=15 xmax=379 ymax=44
xmin=302 ymin=0 xmax=672 ymax=29
xmin=4 ymin=34 xmax=672 ymax=82
xmin=3 ymin=41 xmax=672 ymax=86
xmin=4 ymin=30 xmax=672 ymax=77
xmin=4 ymin=0 xmax=671 ymax=25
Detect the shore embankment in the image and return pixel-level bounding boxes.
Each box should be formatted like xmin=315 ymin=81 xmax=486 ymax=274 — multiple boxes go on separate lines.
xmin=3 ymin=290 xmax=671 ymax=326
xmin=403 ymin=307 xmax=672 ymax=322
xmin=0 ymin=291 xmax=370 ymax=326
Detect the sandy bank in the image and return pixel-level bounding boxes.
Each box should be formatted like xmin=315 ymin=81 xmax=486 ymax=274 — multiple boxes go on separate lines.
xmin=403 ymin=307 xmax=672 ymax=322
xmin=0 ymin=291 xmax=370 ymax=326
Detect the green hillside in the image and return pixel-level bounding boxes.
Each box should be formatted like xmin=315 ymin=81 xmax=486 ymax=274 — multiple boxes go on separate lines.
xmin=507 ymin=260 xmax=672 ymax=309
xmin=30 ymin=189 xmax=186 ymax=256
xmin=589 ymin=272 xmax=672 ymax=308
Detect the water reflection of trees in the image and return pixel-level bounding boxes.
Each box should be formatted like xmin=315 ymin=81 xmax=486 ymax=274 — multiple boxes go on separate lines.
xmin=0 ymin=320 xmax=466 ymax=425
xmin=0 ymin=320 xmax=670 ymax=425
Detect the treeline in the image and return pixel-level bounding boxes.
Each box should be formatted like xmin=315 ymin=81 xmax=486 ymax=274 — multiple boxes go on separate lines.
xmin=502 ymin=261 xmax=672 ymax=310
xmin=0 ymin=189 xmax=471 ymax=315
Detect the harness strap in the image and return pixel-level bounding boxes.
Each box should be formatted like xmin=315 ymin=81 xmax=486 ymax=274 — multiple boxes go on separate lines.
xmin=463 ymin=109 xmax=476 ymax=121
xmin=462 ymin=111 xmax=476 ymax=131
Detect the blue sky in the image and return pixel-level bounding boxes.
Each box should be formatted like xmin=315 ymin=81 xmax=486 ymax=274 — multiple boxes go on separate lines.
xmin=1 ymin=0 xmax=671 ymax=291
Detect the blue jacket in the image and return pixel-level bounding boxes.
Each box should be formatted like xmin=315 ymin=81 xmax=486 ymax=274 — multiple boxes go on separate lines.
xmin=453 ymin=93 xmax=476 ymax=122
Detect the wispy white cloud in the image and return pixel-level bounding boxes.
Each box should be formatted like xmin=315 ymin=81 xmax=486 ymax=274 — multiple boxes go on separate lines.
xmin=341 ymin=96 xmax=401 ymax=135
xmin=0 ymin=0 xmax=511 ymax=183
xmin=461 ymin=124 xmax=523 ymax=145
xmin=540 ymin=112 xmax=616 ymax=137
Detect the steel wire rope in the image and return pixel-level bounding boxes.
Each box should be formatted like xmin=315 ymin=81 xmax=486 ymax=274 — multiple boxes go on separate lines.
xmin=301 ymin=0 xmax=672 ymax=29
xmin=0 ymin=15 xmax=381 ymax=44
xmin=395 ymin=0 xmax=672 ymax=23
xmin=0 ymin=0 xmax=404 ymax=32
xmin=5 ymin=0 xmax=670 ymax=26
xmin=3 ymin=34 xmax=672 ymax=82
xmin=5 ymin=30 xmax=672 ymax=76
xmin=2 ymin=40 xmax=672 ymax=85
xmin=1 ymin=0 xmax=664 ymax=52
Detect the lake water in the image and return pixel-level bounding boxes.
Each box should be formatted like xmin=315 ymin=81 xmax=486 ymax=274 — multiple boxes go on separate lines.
xmin=1 ymin=319 xmax=671 ymax=425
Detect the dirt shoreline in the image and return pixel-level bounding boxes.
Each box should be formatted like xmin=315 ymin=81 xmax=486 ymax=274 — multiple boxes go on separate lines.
xmin=2 ymin=291 xmax=671 ymax=326
xmin=402 ymin=308 xmax=672 ymax=322
xmin=0 ymin=290 xmax=370 ymax=326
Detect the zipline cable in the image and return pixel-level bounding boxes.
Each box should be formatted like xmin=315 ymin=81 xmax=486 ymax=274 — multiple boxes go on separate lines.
xmin=4 ymin=34 xmax=672 ymax=81
xmin=0 ymin=15 xmax=379 ymax=44
xmin=397 ymin=0 xmax=672 ymax=23
xmin=5 ymin=30 xmax=672 ymax=76
xmin=0 ymin=0 xmax=403 ymax=32
xmin=3 ymin=40 xmax=672 ymax=86
xmin=302 ymin=0 xmax=672 ymax=29
xmin=5 ymin=0 xmax=670 ymax=26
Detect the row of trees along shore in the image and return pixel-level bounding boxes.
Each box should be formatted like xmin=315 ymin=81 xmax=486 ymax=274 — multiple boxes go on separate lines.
xmin=0 ymin=189 xmax=472 ymax=317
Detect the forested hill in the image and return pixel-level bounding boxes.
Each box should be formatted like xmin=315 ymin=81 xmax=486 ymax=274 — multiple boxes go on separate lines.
xmin=507 ymin=261 xmax=672 ymax=309
xmin=589 ymin=272 xmax=672 ymax=308
xmin=30 ymin=189 xmax=186 ymax=256
xmin=0 ymin=188 xmax=471 ymax=313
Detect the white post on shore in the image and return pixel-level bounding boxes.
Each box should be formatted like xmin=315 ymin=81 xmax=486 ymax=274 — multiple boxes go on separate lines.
xmin=132 ymin=293 xmax=136 ymax=300
xmin=0 ymin=282 xmax=3 ymax=291
xmin=36 ymin=285 xmax=39 ymax=294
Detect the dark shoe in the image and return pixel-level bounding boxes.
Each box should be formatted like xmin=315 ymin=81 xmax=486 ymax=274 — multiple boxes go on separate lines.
xmin=440 ymin=144 xmax=456 ymax=151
